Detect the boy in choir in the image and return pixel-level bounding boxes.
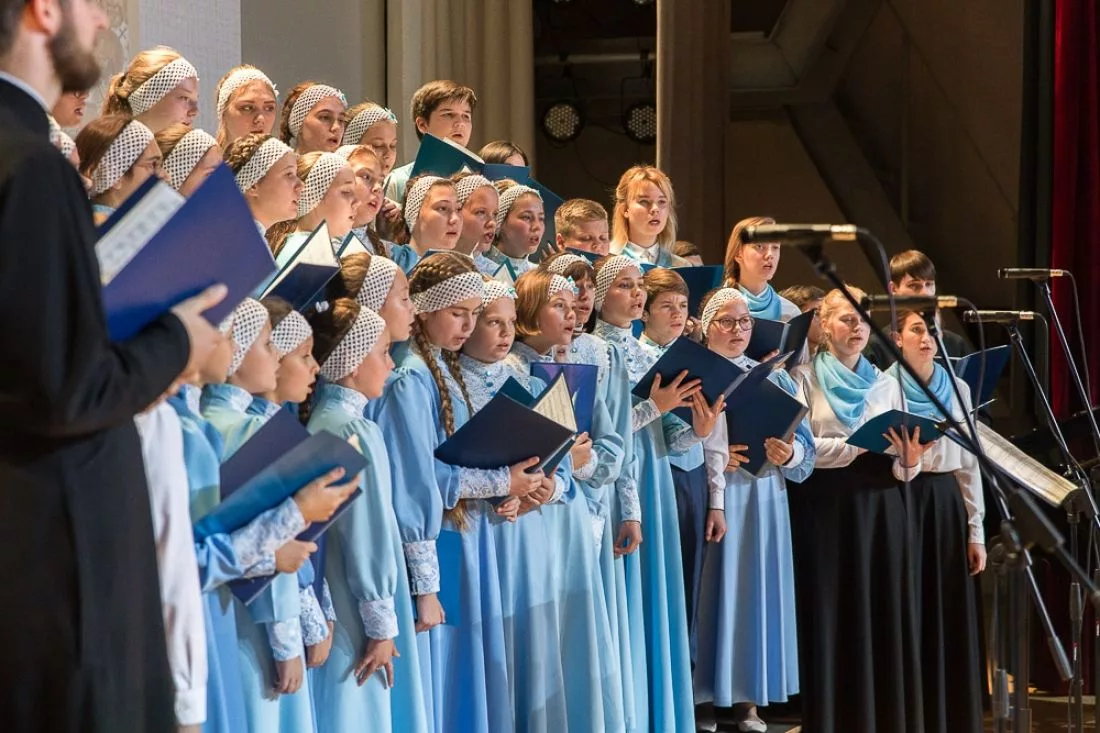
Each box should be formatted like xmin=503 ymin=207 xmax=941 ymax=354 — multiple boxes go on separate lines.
xmin=673 ymin=240 xmax=704 ymax=266
xmin=384 ymin=79 xmax=478 ymax=204
xmin=104 ymin=46 xmax=199 ymax=132
xmin=479 ymin=139 xmax=528 ymax=166
xmin=556 ymin=198 xmax=612 ymax=257
xmin=779 ymin=284 xmax=826 ymax=354
xmin=865 ymin=249 xmax=969 ymax=368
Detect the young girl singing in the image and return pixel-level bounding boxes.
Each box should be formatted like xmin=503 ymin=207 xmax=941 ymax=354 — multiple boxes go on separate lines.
xmin=75 ymin=115 xmax=160 ymax=223
xmin=104 ymin=46 xmax=198 ymax=132
xmin=486 ymin=180 xmax=544 ymax=277
xmin=155 ymin=124 xmax=219 ymax=196
xmin=400 ymin=174 xmax=463 ymax=261
xmin=224 ymin=134 xmax=301 ymax=236
xmin=336 ymin=145 xmax=387 ymax=256
xmin=214 ymin=65 xmax=279 ymax=147
xmin=694 ymin=288 xmax=815 ymax=733
xmin=608 ymin=165 xmax=690 ymax=267
xmin=453 ymin=173 xmax=500 ymax=275
xmin=280 ymin=81 xmax=348 ymax=155
xmin=722 ymin=217 xmax=801 ymax=322
xmin=268 ymin=152 xmax=357 ymax=265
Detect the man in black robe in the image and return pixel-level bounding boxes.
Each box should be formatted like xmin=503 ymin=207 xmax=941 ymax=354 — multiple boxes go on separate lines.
xmin=0 ymin=2 xmax=226 ymax=731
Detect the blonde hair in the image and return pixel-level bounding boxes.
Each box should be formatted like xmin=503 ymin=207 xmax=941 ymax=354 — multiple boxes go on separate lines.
xmin=154 ymin=122 xmax=192 ymax=159
xmin=265 ymin=151 xmax=325 ymax=257
xmin=722 ymin=215 xmax=775 ymax=286
xmin=103 ymin=46 xmax=183 ymax=116
xmin=610 ymin=165 xmax=677 ymax=252
xmin=819 ymin=285 xmax=867 ymax=355
xmin=555 ymin=198 xmax=608 ymax=240
xmin=214 ymin=64 xmax=275 ymax=148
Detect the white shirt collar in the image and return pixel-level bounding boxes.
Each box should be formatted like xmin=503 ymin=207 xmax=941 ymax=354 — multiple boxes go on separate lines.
xmin=622 ymin=240 xmax=660 ymax=264
xmin=0 ymin=71 xmax=50 ymax=112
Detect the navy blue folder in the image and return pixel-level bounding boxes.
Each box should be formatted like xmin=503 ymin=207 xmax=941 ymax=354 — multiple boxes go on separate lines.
xmin=410 ymin=133 xmax=484 ymax=178
xmin=566 ymin=248 xmax=601 ymax=264
xmin=948 ymin=345 xmax=1011 ymax=405
xmin=724 ymin=378 xmax=809 ymax=477
xmin=99 ymin=165 xmax=277 ymax=341
xmin=745 ymin=309 xmax=815 ymax=361
xmin=434 ymin=390 xmax=576 ymax=474
xmin=260 ymin=222 xmax=339 ymax=313
xmin=529 ymin=362 xmax=598 ymax=435
xmin=674 ymin=266 xmax=724 ymax=317
xmin=845 ymin=409 xmax=944 ymax=455
xmin=481 ymin=163 xmax=530 ymax=182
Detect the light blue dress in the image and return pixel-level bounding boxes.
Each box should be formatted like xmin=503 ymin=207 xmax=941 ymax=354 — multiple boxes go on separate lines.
xmin=693 ymin=354 xmax=815 ymax=708
xmin=170 ymin=385 xmax=308 ymax=733
xmin=388 ymin=243 xmax=421 ymax=273
xmin=485 ymin=246 xmax=536 ymax=276
xmin=365 ymin=346 xmax=514 ymax=733
xmin=306 ymin=383 xmax=429 ymax=733
xmin=384 ymin=161 xmax=413 ymax=205
xmin=201 ymin=382 xmax=316 ymax=733
xmin=594 ymin=320 xmax=698 ymax=733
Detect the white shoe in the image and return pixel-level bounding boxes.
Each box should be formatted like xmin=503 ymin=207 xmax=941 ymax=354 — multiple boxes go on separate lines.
xmin=736 ymin=717 xmax=768 ymax=733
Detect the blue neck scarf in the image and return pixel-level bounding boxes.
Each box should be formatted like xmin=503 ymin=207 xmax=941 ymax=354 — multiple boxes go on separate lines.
xmin=813 ymin=351 xmax=879 ymax=428
xmin=738 ymin=282 xmax=782 ymax=320
xmin=885 ymin=360 xmax=955 ymax=419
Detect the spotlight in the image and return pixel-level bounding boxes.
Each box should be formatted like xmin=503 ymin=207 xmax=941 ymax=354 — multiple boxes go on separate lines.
xmin=623 ymin=101 xmax=657 ymax=144
xmin=542 ymin=100 xmax=585 ymax=143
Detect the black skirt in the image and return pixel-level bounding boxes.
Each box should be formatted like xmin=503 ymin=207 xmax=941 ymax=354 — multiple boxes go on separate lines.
xmin=788 ymin=452 xmax=924 ymax=733
xmin=908 ymin=471 xmax=984 ymax=733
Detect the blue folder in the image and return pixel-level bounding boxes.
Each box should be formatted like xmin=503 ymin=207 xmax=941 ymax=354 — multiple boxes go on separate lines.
xmin=724 ymin=378 xmax=809 ymax=477
xmin=845 ymin=409 xmax=944 ymax=455
xmin=99 ymin=165 xmax=277 ymax=341
xmin=260 ymin=221 xmax=338 ymax=313
xmin=674 ymin=265 xmax=724 ymax=317
xmin=481 ymin=163 xmax=530 ymax=182
xmin=948 ymin=345 xmax=1011 ymax=405
xmin=529 ymin=362 xmax=598 ymax=435
xmin=409 ymin=133 xmax=484 ymax=178
xmin=745 ymin=309 xmax=815 ymax=361
xmin=566 ymin=248 xmax=601 ymax=264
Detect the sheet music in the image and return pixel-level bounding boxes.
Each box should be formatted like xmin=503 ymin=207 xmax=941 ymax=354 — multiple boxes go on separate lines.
xmin=972 ymin=422 xmax=1077 ymax=507
xmin=338 ymin=232 xmax=369 ymax=257
xmin=261 ymin=222 xmax=332 ymax=297
xmin=533 ymin=375 xmax=578 ymax=433
xmin=95 ymin=183 xmax=185 ymax=285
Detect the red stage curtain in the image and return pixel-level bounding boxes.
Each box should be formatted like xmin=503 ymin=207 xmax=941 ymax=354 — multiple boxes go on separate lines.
xmin=1051 ymin=0 xmax=1100 ymax=417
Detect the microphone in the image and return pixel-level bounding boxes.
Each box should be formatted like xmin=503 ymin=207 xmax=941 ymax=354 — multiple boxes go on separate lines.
xmin=859 ymin=294 xmax=958 ymax=313
xmin=742 ymin=223 xmax=860 ymax=243
xmin=997 ymin=268 xmax=1067 ymax=280
xmin=962 ymin=309 xmax=1038 ymax=324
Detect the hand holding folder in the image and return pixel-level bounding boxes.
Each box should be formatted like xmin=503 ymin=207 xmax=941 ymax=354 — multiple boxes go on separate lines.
xmin=745 ymin=309 xmax=815 ymax=361
xmin=845 ymin=409 xmax=945 ymax=454
xmin=723 ymin=378 xmax=808 ymax=477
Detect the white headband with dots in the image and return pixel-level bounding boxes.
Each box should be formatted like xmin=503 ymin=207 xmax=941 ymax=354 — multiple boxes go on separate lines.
xmin=341 ymin=105 xmax=397 ymax=146
xmin=412 ymin=271 xmax=485 ymax=314
xmin=355 ymin=256 xmax=400 ymax=312
xmin=271 ymin=310 xmax=313 ymax=357
xmin=234 ymin=137 xmax=293 ymax=192
xmin=89 ymin=120 xmax=154 ymax=196
xmin=288 ymin=84 xmax=347 ymax=138
xmin=495 ymin=184 xmax=541 ymax=231
xmin=217 ymin=313 xmax=235 ymax=334
xmin=454 ymin=174 xmax=494 ymax=207
xmin=228 ymin=298 xmax=269 ymax=376
xmin=546 ymin=254 xmax=589 ymax=276
xmin=320 ymin=307 xmax=386 ymax=381
xmin=297 ymin=152 xmax=349 ymax=218
xmin=404 ymin=175 xmax=448 ymax=231
xmin=334 ymin=144 xmax=359 ymax=160
xmin=548 ymin=274 xmax=577 ymax=298
xmin=482 ymin=279 xmax=516 ymax=307
xmin=594 ymin=255 xmax=640 ymax=311
xmin=163 ymin=128 xmax=217 ymax=191
xmin=217 ymin=68 xmax=278 ymax=118
xmin=129 ymin=57 xmax=198 ymax=116
xmin=700 ymin=288 xmax=746 ymax=334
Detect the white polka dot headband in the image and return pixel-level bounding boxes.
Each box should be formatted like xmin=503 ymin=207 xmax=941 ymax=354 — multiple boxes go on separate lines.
xmin=89 ymin=120 xmax=154 ymax=196
xmin=404 ymin=175 xmax=449 ymax=231
xmin=49 ymin=116 xmax=76 ymax=157
xmin=412 ymin=271 xmax=485 ymax=314
xmin=701 ymin=287 xmax=746 ymax=334
xmin=163 ymin=128 xmax=217 ymax=191
xmin=454 ymin=174 xmax=494 ymax=207
xmin=228 ymin=298 xmax=269 ymax=376
xmin=235 ymin=137 xmax=293 ymax=192
xmin=341 ymin=105 xmax=397 ymax=146
xmin=334 ymin=145 xmax=360 ymax=160
xmin=217 ymin=313 xmax=235 ymax=334
xmin=129 ymin=57 xmax=198 ymax=116
xmin=354 ymin=256 xmax=400 ymax=312
xmin=320 ymin=307 xmax=386 ymax=381
xmin=546 ymin=253 xmax=589 ymax=276
xmin=298 ymin=152 xmax=350 ymax=218
xmin=496 ymin=184 xmax=541 ymax=231
xmin=217 ymin=68 xmax=278 ymax=118
xmin=594 ymin=255 xmax=640 ymax=311
xmin=271 ymin=309 xmax=313 ymax=357
xmin=482 ymin=279 xmax=516 ymax=307
xmin=288 ymin=84 xmax=347 ymax=139
xmin=548 ymin=274 xmax=577 ymax=298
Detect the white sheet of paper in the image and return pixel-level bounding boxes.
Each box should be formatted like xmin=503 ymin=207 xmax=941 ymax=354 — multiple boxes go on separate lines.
xmin=533 ymin=374 xmax=577 ymax=433
xmin=96 ymin=182 xmax=185 ymax=285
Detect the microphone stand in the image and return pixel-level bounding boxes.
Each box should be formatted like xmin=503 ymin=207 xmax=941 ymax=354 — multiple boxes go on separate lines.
xmin=789 ymin=233 xmax=1090 ymax=733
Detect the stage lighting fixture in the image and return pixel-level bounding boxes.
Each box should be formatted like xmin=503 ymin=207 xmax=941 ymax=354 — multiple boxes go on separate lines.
xmin=623 ymin=101 xmax=657 ymax=144
xmin=542 ymin=100 xmax=585 ymax=143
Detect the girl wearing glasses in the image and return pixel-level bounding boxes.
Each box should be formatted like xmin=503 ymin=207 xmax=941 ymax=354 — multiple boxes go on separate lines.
xmin=694 ymin=288 xmax=815 ymax=733
xmin=789 ymin=287 xmax=923 ymax=733
xmin=722 ymin=217 xmax=801 ymax=322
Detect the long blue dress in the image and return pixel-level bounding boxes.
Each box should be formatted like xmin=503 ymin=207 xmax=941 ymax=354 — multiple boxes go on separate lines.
xmin=594 ymin=320 xmax=698 ymax=732
xmin=201 ymin=383 xmax=316 ymax=733
xmin=170 ymin=385 xmax=308 ymax=733
xmin=694 ymin=354 xmax=815 ymax=708
xmin=365 ymin=346 xmax=513 ymax=733
xmin=306 ymin=383 xmax=429 ymax=733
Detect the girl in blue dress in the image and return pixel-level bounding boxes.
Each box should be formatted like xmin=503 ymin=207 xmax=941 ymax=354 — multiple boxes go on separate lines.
xmin=485 ymin=179 xmax=543 ymax=277
xmin=694 ymin=288 xmax=815 ymax=733
xmin=267 ymin=151 xmax=356 ymax=266
xmin=368 ymin=253 xmax=542 ymax=733
xmin=721 ymin=217 xmax=801 ymax=322
xmin=592 ymin=255 xmax=724 ymax=733
xmin=453 ymin=173 xmax=502 ymax=275
xmin=401 ymin=175 xmax=462 ymax=261
xmin=223 ymin=134 xmax=302 ymax=236
xmin=608 ymin=166 xmax=691 ymax=267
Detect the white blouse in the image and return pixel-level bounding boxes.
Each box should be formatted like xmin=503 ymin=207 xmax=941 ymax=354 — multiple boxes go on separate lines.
xmin=790 ymin=363 xmax=867 ymax=469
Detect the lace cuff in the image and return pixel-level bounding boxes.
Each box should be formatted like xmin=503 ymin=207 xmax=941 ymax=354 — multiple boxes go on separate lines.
xmin=320 ymin=579 xmax=336 ymax=622
xmin=231 ymin=498 xmax=307 ymax=570
xmin=573 ymin=453 xmax=597 ymax=481
xmin=404 ymin=540 xmax=440 ymax=595
xmin=667 ymin=423 xmax=701 ymax=454
xmin=589 ymin=511 xmax=605 ymax=550
xmin=616 ymin=478 xmax=642 ymax=523
xmin=456 ymin=466 xmax=511 ymax=499
xmin=359 ymin=597 xmax=399 ymax=640
xmin=548 ymin=474 xmax=567 ymax=504
xmin=709 ymin=487 xmax=725 ymax=510
xmin=267 ymin=618 xmax=302 ymax=661
xmin=241 ymin=552 xmax=276 ymax=579
xmin=299 ymin=587 xmax=329 ymax=647
xmin=969 ymin=523 xmax=985 ymax=545
xmin=632 ymin=399 xmax=661 ymax=433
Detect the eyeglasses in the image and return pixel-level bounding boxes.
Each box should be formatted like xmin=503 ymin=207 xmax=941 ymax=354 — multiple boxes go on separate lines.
xmin=712 ymin=315 xmax=754 ymax=332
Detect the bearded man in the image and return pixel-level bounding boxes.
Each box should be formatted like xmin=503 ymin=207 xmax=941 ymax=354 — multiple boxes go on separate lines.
xmin=0 ymin=2 xmax=225 ymax=731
